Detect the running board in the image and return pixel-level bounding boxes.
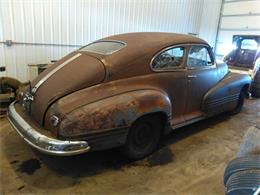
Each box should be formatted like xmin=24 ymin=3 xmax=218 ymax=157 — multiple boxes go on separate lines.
xmin=171 ymin=116 xmax=205 ymax=130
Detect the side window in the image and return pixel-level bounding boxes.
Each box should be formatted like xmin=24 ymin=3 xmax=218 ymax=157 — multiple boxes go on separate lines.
xmin=152 ymin=47 xmax=185 ymax=70
xmin=188 ymin=46 xmax=213 ymax=68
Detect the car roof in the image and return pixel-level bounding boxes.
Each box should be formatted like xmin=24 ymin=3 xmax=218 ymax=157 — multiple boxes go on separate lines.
xmin=82 ymin=32 xmax=209 ymax=79
xmin=102 ymin=32 xmax=208 ymax=58
xmin=102 ymin=32 xmax=208 ymax=49
xmin=97 ymin=32 xmax=208 ymax=60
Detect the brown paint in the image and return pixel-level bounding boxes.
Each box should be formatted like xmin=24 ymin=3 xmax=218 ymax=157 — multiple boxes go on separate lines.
xmin=18 ymin=32 xmax=250 ymax=144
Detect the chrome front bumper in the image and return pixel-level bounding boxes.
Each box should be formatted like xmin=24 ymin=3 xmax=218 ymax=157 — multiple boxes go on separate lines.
xmin=7 ymin=102 xmax=90 ymax=156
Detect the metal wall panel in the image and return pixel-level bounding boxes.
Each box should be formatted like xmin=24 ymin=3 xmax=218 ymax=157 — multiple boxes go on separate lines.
xmin=221 ymin=16 xmax=260 ymax=29
xmin=223 ymin=0 xmax=260 ymax=15
xmin=0 ymin=0 xmax=221 ymax=81
xmin=216 ymin=0 xmax=260 ymax=57
xmin=199 ymin=0 xmax=222 ymax=47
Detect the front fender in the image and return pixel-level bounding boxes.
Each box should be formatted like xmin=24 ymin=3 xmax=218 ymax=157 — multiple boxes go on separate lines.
xmin=202 ymin=72 xmax=251 ymax=115
xmin=57 ymin=89 xmax=171 ymax=138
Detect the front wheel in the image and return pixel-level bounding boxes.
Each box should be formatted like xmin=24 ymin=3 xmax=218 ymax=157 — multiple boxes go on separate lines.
xmin=230 ymin=91 xmax=245 ymax=115
xmin=122 ymin=115 xmax=163 ymax=159
xmin=251 ymin=69 xmax=260 ymax=98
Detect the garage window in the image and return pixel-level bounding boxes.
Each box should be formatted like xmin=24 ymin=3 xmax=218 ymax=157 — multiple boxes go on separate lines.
xmin=80 ymin=41 xmax=126 ymax=55
xmin=152 ymin=47 xmax=185 ymax=70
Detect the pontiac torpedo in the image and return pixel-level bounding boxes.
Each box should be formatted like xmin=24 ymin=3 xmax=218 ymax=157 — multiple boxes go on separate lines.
xmin=8 ymin=32 xmax=251 ymax=159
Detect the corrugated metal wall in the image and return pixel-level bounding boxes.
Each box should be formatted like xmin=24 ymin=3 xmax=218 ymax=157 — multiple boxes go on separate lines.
xmin=199 ymin=0 xmax=222 ymax=47
xmin=0 ymin=0 xmax=221 ymax=81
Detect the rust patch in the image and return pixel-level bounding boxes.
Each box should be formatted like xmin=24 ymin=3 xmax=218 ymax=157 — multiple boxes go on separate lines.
xmin=58 ymin=90 xmax=170 ymax=138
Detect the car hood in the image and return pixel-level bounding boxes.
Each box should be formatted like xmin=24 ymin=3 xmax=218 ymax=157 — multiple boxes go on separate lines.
xmin=28 ymin=52 xmax=106 ymax=125
xmin=228 ymin=66 xmax=254 ymax=77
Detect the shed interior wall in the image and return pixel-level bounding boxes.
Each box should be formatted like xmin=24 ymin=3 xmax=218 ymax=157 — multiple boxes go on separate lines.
xmin=0 ymin=0 xmax=222 ymax=81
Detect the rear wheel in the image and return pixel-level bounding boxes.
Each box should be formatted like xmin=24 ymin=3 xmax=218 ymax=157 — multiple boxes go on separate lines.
xmin=122 ymin=115 xmax=163 ymax=159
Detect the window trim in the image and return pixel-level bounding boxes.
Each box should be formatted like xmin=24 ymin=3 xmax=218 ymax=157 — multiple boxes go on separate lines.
xmin=150 ymin=43 xmax=216 ymax=72
xmin=150 ymin=44 xmax=187 ymax=72
xmin=186 ymin=44 xmax=216 ymax=70
xmin=78 ymin=40 xmax=127 ymax=55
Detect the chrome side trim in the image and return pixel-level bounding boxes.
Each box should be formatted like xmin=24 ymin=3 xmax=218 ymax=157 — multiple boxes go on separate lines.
xmin=7 ymin=101 xmax=90 ymax=156
xmin=202 ymin=93 xmax=240 ymax=111
xmin=32 ymin=53 xmax=82 ymax=94
xmin=78 ymin=40 xmax=127 ymax=55
xmin=254 ymin=187 xmax=260 ymax=195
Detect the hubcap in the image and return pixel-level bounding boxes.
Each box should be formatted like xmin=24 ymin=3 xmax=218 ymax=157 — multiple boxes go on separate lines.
xmin=133 ymin=123 xmax=153 ymax=148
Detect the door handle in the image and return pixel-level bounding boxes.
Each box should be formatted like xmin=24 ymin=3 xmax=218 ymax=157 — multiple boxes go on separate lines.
xmin=188 ymin=75 xmax=197 ymax=78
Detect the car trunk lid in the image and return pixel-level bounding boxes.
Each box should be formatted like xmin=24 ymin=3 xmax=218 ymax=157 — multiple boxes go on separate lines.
xmin=28 ymin=52 xmax=106 ymax=125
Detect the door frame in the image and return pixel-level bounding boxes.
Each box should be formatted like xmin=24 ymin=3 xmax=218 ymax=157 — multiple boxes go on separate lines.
xmin=183 ymin=44 xmax=218 ymax=120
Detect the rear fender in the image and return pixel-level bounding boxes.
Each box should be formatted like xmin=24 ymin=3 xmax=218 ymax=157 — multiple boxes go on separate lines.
xmin=58 ymin=89 xmax=171 ymax=138
xmin=202 ymin=72 xmax=251 ymax=115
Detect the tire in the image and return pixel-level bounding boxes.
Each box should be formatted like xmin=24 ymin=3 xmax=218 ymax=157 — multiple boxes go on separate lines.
xmin=122 ymin=115 xmax=163 ymax=159
xmin=224 ymin=155 xmax=260 ymax=186
xmin=251 ymin=69 xmax=260 ymax=98
xmin=230 ymin=91 xmax=245 ymax=115
xmin=225 ymin=170 xmax=260 ymax=195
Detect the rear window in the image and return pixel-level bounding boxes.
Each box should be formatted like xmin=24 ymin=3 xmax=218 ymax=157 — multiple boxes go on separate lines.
xmin=241 ymin=39 xmax=258 ymax=50
xmin=79 ymin=41 xmax=126 ymax=55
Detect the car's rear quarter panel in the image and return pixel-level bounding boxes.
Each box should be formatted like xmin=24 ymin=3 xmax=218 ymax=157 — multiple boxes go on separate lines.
xmin=46 ymin=76 xmax=173 ymax=151
xmin=58 ymin=89 xmax=171 ymax=137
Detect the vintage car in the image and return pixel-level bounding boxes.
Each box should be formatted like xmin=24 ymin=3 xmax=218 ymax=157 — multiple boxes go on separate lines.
xmin=8 ymin=32 xmax=251 ymax=159
xmin=224 ymin=35 xmax=260 ymax=97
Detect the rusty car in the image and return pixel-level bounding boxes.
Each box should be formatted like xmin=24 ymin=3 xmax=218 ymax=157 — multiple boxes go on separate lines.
xmin=224 ymin=35 xmax=260 ymax=97
xmin=8 ymin=32 xmax=251 ymax=159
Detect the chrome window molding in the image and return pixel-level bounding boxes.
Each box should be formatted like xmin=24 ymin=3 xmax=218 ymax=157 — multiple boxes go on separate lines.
xmin=150 ymin=44 xmax=187 ymax=72
xmin=32 ymin=53 xmax=82 ymax=94
xmin=187 ymin=63 xmax=217 ymax=70
xmin=187 ymin=44 xmax=216 ymax=70
xmin=150 ymin=43 xmax=214 ymax=72
xmin=79 ymin=40 xmax=127 ymax=55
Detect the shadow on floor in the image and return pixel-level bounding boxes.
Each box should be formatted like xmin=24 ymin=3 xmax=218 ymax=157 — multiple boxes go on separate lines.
xmin=1 ymin=112 xmax=232 ymax=191
xmin=32 ymin=113 xmax=231 ymax=178
xmin=162 ymin=113 xmax=230 ymax=146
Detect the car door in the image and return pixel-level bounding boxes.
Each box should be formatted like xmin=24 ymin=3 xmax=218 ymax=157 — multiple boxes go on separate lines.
xmin=151 ymin=45 xmax=188 ymax=125
xmin=184 ymin=45 xmax=220 ymax=120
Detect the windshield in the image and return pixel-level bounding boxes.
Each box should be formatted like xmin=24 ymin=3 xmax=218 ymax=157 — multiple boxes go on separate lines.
xmin=79 ymin=41 xmax=126 ymax=55
xmin=241 ymin=39 xmax=258 ymax=50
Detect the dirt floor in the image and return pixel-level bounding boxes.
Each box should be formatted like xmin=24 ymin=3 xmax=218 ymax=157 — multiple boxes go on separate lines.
xmin=0 ymin=99 xmax=259 ymax=195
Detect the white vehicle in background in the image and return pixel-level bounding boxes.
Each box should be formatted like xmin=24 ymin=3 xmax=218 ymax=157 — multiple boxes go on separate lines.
xmin=224 ymin=35 xmax=260 ymax=97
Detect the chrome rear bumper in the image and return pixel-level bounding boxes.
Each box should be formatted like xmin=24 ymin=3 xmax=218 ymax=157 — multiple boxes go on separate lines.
xmin=7 ymin=102 xmax=90 ymax=156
